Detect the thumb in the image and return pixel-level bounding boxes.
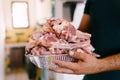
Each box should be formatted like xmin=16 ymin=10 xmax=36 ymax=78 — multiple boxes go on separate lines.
xmin=69 ymin=52 xmax=89 ymax=61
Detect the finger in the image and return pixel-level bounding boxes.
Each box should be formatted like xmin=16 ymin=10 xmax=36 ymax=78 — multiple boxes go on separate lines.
xmin=54 ymin=60 xmax=78 ymax=70
xmin=69 ymin=52 xmax=90 ymax=61
xmin=50 ymin=68 xmax=74 ymax=74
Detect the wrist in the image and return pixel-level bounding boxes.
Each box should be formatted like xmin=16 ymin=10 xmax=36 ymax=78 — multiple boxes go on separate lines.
xmin=95 ymin=59 xmax=108 ymax=73
xmin=97 ymin=58 xmax=110 ymax=72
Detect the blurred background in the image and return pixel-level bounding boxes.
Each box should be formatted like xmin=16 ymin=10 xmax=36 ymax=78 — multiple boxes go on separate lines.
xmin=0 ymin=0 xmax=86 ymax=80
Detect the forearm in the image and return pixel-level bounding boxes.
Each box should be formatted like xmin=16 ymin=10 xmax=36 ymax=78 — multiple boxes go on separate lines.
xmin=78 ymin=14 xmax=91 ymax=33
xmin=98 ymin=53 xmax=120 ymax=72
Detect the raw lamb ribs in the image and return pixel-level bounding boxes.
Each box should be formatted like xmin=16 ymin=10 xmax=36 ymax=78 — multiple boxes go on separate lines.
xmin=26 ymin=18 xmax=95 ymax=56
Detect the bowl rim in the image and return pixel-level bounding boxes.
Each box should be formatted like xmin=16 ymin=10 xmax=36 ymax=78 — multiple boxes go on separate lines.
xmin=25 ymin=52 xmax=69 ymax=57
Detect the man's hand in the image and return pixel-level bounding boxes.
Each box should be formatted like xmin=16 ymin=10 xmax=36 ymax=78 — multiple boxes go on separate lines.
xmin=51 ymin=52 xmax=104 ymax=74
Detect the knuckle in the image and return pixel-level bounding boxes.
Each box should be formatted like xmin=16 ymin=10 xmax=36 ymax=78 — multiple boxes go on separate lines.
xmin=73 ymin=67 xmax=78 ymax=72
xmin=74 ymin=70 xmax=79 ymax=74
xmin=58 ymin=62 xmax=65 ymax=67
xmin=73 ymin=65 xmax=80 ymax=73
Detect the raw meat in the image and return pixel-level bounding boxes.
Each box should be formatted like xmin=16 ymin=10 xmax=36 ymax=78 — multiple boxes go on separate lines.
xmin=26 ymin=18 xmax=94 ymax=55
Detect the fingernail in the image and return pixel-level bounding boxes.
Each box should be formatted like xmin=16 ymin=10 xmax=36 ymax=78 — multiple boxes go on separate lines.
xmin=54 ymin=60 xmax=59 ymax=63
xmin=77 ymin=49 xmax=84 ymax=53
xmin=69 ymin=51 xmax=74 ymax=56
xmin=53 ymin=60 xmax=60 ymax=65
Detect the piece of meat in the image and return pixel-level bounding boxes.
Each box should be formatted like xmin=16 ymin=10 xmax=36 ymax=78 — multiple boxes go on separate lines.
xmin=52 ymin=19 xmax=76 ymax=42
xmin=31 ymin=47 xmax=51 ymax=55
xmin=47 ymin=18 xmax=62 ymax=27
xmin=38 ymin=33 xmax=58 ymax=47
